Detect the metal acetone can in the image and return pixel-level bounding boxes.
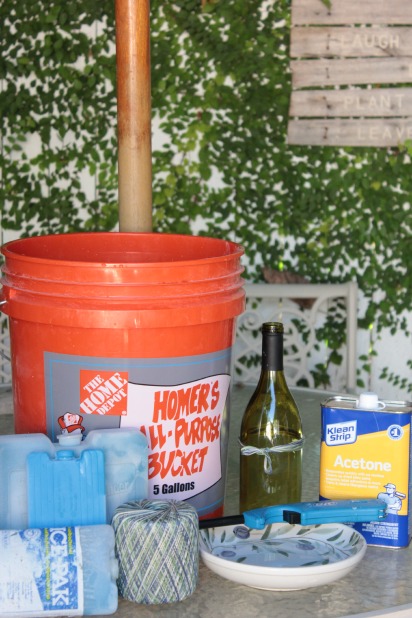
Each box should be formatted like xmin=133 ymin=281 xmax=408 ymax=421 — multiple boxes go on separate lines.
xmin=320 ymin=392 xmax=412 ymax=548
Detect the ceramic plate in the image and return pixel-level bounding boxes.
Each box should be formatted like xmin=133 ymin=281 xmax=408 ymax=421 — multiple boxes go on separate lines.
xmin=199 ymin=522 xmax=366 ymax=590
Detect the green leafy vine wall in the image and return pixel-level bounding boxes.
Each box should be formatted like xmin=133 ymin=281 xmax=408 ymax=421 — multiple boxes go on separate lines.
xmin=1 ymin=0 xmax=411 ymax=393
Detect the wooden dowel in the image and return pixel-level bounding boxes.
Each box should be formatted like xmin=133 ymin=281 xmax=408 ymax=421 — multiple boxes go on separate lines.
xmin=115 ymin=0 xmax=153 ymax=232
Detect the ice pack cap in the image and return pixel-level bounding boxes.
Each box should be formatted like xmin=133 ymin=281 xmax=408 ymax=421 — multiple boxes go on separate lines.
xmin=57 ymin=433 xmax=83 ymax=446
xmin=357 ymin=392 xmax=385 ymax=410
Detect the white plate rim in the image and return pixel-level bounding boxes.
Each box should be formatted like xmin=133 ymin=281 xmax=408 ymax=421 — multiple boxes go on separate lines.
xmin=199 ymin=522 xmax=367 ymax=589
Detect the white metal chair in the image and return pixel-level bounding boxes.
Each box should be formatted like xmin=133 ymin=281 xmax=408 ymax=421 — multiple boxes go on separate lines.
xmin=233 ymin=282 xmax=358 ymax=392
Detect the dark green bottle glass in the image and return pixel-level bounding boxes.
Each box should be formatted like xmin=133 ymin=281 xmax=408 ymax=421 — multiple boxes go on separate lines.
xmin=239 ymin=322 xmax=304 ymax=512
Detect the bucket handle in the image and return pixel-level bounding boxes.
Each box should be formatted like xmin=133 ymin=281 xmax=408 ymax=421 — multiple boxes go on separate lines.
xmin=0 ymin=298 xmax=10 ymax=361
xmin=0 ymin=349 xmax=10 ymax=362
xmin=0 ymin=297 xmax=10 ymax=361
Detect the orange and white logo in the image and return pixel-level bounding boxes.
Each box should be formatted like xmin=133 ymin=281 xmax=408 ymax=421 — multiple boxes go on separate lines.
xmin=79 ymin=370 xmax=128 ymax=416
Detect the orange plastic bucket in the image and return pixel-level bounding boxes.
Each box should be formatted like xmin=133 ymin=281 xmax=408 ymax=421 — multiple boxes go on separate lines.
xmin=0 ymin=232 xmax=245 ymax=518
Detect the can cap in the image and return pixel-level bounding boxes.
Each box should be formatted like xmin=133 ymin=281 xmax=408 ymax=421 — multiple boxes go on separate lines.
xmin=357 ymin=392 xmax=385 ymax=410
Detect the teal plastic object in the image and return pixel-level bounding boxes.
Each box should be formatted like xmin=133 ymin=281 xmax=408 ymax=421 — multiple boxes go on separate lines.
xmin=27 ymin=449 xmax=106 ymax=528
xmin=199 ymin=498 xmax=388 ymax=530
xmin=243 ymin=498 xmax=387 ymax=528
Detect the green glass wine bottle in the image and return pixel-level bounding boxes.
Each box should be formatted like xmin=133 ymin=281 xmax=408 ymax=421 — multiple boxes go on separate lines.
xmin=239 ymin=322 xmax=304 ymax=512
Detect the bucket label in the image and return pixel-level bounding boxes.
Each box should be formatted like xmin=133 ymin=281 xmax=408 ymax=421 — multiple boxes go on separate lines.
xmin=122 ymin=376 xmax=230 ymax=501
xmin=0 ymin=527 xmax=83 ymax=616
xmin=44 ymin=349 xmax=232 ymax=516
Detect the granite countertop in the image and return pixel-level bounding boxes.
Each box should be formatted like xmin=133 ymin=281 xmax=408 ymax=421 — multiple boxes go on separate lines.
xmin=1 ymin=385 xmax=411 ymax=618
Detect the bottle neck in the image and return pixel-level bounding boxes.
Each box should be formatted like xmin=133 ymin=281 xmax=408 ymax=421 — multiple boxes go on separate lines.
xmin=262 ymin=331 xmax=283 ymax=372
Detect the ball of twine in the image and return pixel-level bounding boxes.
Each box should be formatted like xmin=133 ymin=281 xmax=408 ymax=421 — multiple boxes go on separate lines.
xmin=112 ymin=499 xmax=199 ymax=604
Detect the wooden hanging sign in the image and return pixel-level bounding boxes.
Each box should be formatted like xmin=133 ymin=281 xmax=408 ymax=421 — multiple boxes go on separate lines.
xmin=290 ymin=27 xmax=412 ymax=58
xmin=291 ymin=0 xmax=412 ymax=26
xmin=291 ymin=58 xmax=412 ymax=89
xmin=289 ymin=89 xmax=412 ymax=118
xmin=288 ymin=0 xmax=412 ymax=147
xmin=288 ymin=119 xmax=412 ymax=147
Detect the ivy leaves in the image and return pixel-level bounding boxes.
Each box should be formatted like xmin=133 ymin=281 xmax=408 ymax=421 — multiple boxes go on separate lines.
xmin=149 ymin=0 xmax=411 ymax=392
xmin=0 ymin=0 xmax=117 ymax=234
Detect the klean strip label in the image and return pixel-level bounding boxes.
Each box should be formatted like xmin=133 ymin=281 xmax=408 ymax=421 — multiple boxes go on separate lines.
xmin=325 ymin=420 xmax=357 ymax=446
xmin=320 ymin=400 xmax=412 ymax=548
xmin=0 ymin=527 xmax=83 ymax=616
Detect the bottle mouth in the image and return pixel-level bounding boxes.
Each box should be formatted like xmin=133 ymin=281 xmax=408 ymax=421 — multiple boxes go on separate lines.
xmin=262 ymin=322 xmax=284 ymax=334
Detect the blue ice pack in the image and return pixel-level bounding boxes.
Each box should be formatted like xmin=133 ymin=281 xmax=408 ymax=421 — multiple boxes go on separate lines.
xmin=0 ymin=428 xmax=148 ymax=530
xmin=27 ymin=449 xmax=106 ymax=528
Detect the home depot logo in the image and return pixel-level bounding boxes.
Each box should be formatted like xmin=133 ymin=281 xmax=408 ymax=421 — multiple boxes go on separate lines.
xmin=80 ymin=370 xmax=128 ymax=416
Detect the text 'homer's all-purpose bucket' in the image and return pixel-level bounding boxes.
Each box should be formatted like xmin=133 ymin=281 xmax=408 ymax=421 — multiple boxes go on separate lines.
xmin=0 ymin=232 xmax=245 ymax=518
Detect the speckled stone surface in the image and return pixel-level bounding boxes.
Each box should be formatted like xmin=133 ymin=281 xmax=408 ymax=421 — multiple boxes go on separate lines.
xmin=1 ymin=385 xmax=411 ymax=618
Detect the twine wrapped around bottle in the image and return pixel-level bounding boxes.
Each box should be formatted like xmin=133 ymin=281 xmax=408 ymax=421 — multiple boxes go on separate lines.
xmin=112 ymin=499 xmax=199 ymax=604
xmin=239 ymin=437 xmax=305 ymax=474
